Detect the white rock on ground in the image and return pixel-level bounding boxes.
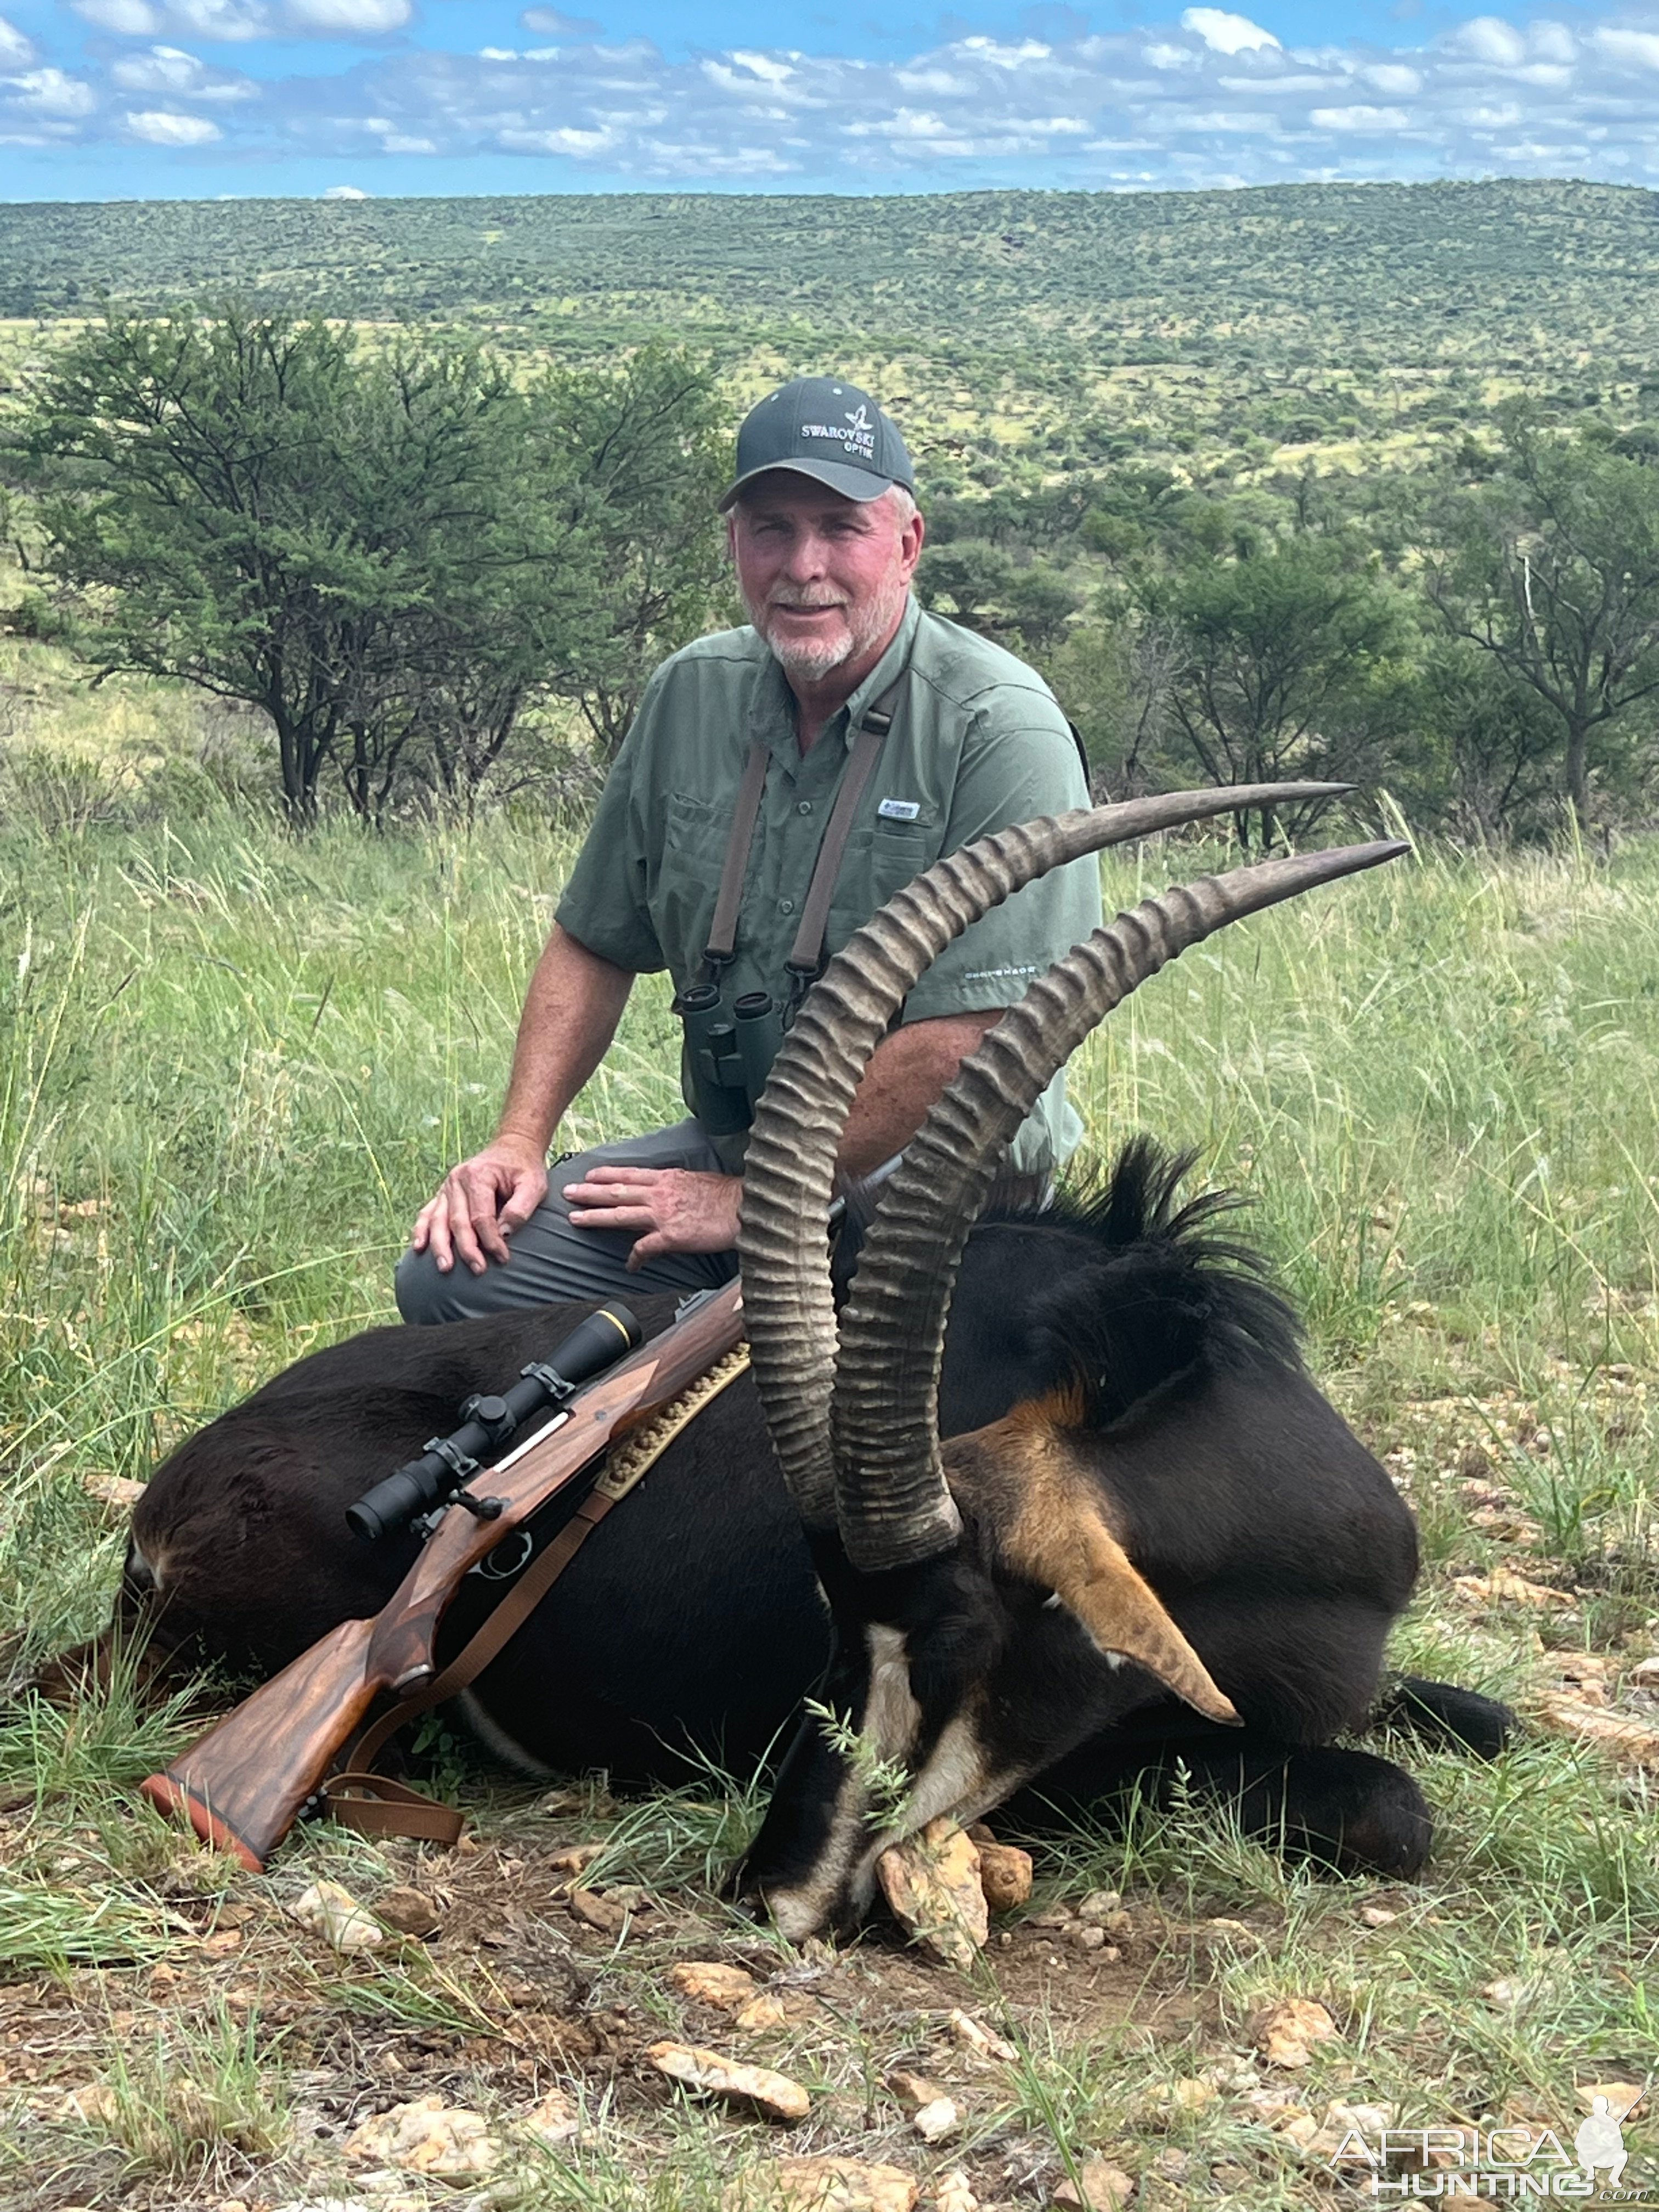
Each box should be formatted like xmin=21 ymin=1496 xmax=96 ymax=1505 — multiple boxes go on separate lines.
xmin=724 ymin=2155 xmax=919 ymax=2210
xmin=646 ymin=2040 xmax=811 ymax=2122
xmin=946 ymin=2008 xmax=1017 ymax=2063
xmin=288 ymin=1882 xmax=386 ymax=1955
xmin=521 ymin=2085 xmax=579 ymax=2146
xmin=931 ymin=2173 xmax=979 ymax=2212
xmin=1248 ymin=1997 xmax=1338 ymax=2068
xmin=887 ymin=2069 xmax=960 ymax=2141
xmin=876 ymin=1819 xmax=988 ymax=1971
xmin=344 ymin=2095 xmax=499 ymax=2179
xmin=1052 ymin=2159 xmax=1135 ymax=2210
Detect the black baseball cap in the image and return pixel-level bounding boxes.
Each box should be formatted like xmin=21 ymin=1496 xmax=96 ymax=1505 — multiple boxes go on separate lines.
xmin=719 ymin=376 xmax=915 ymax=512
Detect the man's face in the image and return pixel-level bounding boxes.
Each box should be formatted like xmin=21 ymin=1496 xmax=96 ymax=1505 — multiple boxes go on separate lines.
xmin=729 ymin=474 xmax=924 ymax=684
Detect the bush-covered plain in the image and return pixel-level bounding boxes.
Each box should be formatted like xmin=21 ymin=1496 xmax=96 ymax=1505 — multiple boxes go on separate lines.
xmin=13 ymin=179 xmax=1659 ymax=839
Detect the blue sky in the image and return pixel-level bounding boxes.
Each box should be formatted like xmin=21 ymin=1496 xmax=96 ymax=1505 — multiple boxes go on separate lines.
xmin=1 ymin=0 xmax=1656 ymax=199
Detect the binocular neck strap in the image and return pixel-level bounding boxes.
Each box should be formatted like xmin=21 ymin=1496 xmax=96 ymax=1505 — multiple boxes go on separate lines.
xmin=703 ymin=738 xmax=772 ymax=973
xmin=702 ymin=666 xmax=908 ymax=984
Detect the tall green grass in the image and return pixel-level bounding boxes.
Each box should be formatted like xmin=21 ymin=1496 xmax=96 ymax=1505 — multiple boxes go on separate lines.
xmin=3 ymin=795 xmax=1658 ymax=1656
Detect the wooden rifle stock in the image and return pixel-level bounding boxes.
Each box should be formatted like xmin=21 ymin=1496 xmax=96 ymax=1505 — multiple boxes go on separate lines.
xmin=140 ymin=1279 xmax=745 ymax=1870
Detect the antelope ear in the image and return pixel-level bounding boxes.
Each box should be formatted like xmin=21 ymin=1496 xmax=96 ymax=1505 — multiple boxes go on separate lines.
xmin=1002 ymin=1485 xmax=1240 ymax=1726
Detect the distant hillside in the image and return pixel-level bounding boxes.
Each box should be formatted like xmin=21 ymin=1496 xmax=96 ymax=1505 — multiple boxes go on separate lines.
xmin=7 ymin=179 xmax=1659 ymax=375
xmin=6 ymin=179 xmax=1657 ymax=501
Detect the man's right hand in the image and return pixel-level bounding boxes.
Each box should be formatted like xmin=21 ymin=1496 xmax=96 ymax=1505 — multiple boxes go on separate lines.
xmin=409 ymin=1138 xmax=549 ymax=1275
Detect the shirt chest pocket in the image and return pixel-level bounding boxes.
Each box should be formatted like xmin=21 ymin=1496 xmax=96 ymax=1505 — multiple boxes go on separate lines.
xmin=653 ymin=791 xmax=732 ymax=971
xmin=825 ymin=817 xmax=940 ymax=953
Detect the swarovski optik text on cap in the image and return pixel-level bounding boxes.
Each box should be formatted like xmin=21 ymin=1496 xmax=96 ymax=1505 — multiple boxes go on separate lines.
xmin=719 ymin=376 xmax=916 ymax=511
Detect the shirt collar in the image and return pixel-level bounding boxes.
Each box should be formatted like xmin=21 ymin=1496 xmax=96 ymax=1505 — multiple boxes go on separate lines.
xmin=746 ymin=592 xmax=919 ymax=757
xmin=837 ymin=593 xmax=920 ymax=751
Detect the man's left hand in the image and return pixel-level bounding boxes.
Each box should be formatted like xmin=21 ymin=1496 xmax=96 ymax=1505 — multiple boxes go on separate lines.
xmin=562 ymin=1165 xmax=742 ymax=1270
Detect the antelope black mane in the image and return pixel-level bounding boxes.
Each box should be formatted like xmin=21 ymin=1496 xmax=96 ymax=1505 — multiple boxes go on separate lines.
xmin=838 ymin=1136 xmax=1302 ymax=1431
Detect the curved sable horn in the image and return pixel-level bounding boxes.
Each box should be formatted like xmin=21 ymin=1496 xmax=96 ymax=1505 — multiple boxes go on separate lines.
xmin=828 ymin=839 xmax=1409 ymax=1571
xmin=740 ymin=783 xmax=1356 ymax=1534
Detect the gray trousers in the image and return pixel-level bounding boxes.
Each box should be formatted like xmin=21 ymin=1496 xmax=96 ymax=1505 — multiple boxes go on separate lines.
xmin=394 ymin=1120 xmax=740 ymax=1327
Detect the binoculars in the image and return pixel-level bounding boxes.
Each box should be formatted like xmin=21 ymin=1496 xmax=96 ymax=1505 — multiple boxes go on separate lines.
xmin=675 ymin=983 xmax=786 ymax=1136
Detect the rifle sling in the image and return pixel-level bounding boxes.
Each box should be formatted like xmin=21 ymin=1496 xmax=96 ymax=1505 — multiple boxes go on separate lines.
xmin=322 ymin=1346 xmax=753 ymax=1846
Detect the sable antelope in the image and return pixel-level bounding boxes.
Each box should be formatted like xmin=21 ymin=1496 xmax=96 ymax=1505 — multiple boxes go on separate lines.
xmin=93 ymin=798 xmax=1503 ymax=1925
xmin=729 ymin=807 xmax=1472 ymax=1934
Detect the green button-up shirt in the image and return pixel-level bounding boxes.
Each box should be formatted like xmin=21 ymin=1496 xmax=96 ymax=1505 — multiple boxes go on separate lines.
xmin=556 ymin=595 xmax=1103 ymax=1172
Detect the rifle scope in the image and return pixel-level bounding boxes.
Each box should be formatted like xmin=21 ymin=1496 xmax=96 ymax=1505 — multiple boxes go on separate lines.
xmin=345 ymin=1304 xmax=642 ymax=1544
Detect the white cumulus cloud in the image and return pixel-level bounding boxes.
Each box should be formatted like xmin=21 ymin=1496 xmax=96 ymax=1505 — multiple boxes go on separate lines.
xmin=111 ymin=44 xmax=255 ymax=98
xmin=287 ymin=0 xmax=410 ymax=31
xmin=1454 ymin=16 xmax=1529 ymax=67
xmin=960 ymin=36 xmax=1053 ymax=65
xmin=321 ymin=180 xmax=369 ymax=195
xmin=1181 ymin=9 xmax=1280 ymax=57
xmin=1531 ymin=21 xmax=1576 ymax=63
xmin=896 ymin=67 xmax=974 ymax=94
xmin=519 ymin=7 xmax=600 ymax=32
xmin=179 ymin=0 xmax=269 ymax=31
xmin=75 ymin=0 xmax=272 ymax=35
xmin=727 ymin=50 xmax=795 ymax=84
xmin=28 ymin=1 xmax=1659 ymax=187
xmin=1596 ymin=25 xmax=1659 ymax=69
xmin=7 ymin=69 xmax=97 ymax=115
xmin=71 ymin=0 xmax=165 ymax=30
xmin=1310 ymin=104 xmax=1410 ymax=130
xmin=125 ymin=106 xmax=222 ymax=139
xmin=75 ymin=0 xmax=411 ymax=36
xmin=498 ymin=122 xmax=616 ymax=153
xmin=1362 ymin=63 xmax=1423 ymax=95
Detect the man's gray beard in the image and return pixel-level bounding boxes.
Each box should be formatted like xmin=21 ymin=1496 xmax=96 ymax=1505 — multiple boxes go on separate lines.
xmin=747 ymin=577 xmax=908 ymax=682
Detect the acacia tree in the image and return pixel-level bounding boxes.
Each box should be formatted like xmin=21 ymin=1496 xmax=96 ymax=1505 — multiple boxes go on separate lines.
xmin=534 ymin=346 xmax=731 ymax=758
xmin=21 ymin=311 xmax=725 ymax=820
xmin=1425 ymin=411 xmax=1659 ymax=822
xmin=22 ymin=311 xmax=519 ymax=823
xmin=325 ymin=344 xmax=601 ymax=826
xmin=1141 ymin=533 xmax=1410 ymax=849
xmin=1409 ymin=636 xmax=1562 ymax=845
xmin=1045 ymin=609 xmax=1188 ymax=799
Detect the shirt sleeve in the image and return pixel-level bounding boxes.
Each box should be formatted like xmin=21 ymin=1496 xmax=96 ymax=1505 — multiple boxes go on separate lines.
xmin=554 ymin=680 xmax=668 ymax=975
xmin=901 ymin=699 xmax=1102 ymax=1024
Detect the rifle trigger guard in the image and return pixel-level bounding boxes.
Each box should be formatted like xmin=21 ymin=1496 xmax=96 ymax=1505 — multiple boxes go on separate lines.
xmin=471 ymin=1528 xmax=534 ymax=1582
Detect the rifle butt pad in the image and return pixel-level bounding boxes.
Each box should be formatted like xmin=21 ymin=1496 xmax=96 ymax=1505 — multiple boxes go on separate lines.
xmin=139 ymin=1615 xmax=379 ymax=1871
xmin=140 ymin=1770 xmax=268 ymax=1873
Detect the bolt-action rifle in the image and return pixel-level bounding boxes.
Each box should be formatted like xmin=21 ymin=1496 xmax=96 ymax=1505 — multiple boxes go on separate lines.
xmin=140 ymin=1278 xmax=746 ymax=1870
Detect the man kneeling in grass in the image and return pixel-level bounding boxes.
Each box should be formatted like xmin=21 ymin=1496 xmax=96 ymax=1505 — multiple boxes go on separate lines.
xmin=396 ymin=375 xmax=1100 ymax=1322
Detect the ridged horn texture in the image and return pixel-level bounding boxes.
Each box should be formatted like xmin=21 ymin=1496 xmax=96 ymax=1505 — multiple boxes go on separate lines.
xmin=829 ymin=838 xmax=1409 ymax=1571
xmin=738 ymin=782 xmax=1357 ymax=1536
